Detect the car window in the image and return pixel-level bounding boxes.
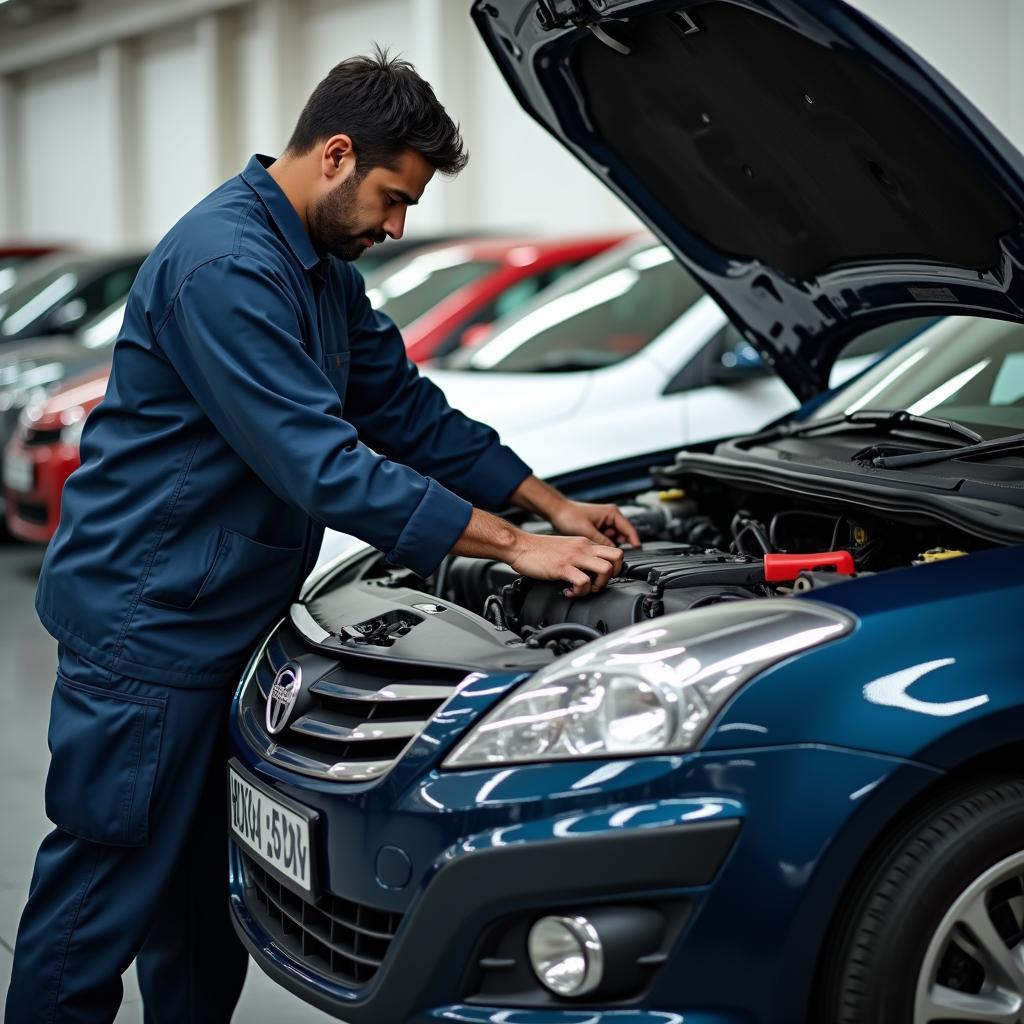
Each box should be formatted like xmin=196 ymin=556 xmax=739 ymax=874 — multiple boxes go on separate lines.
xmin=813 ymin=316 xmax=1024 ymax=435
xmin=365 ymin=250 xmax=500 ymax=329
xmin=459 ymin=242 xmax=705 ymax=373
xmin=78 ymin=298 xmax=129 ymax=350
xmin=430 ymin=263 xmax=589 ymax=360
xmin=839 ymin=317 xmax=939 ymax=359
xmin=0 ymin=257 xmax=140 ymax=338
xmin=0 ymin=256 xmax=31 ymax=296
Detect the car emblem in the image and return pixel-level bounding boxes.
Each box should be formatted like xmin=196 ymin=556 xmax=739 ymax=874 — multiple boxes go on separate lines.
xmin=266 ymin=663 xmax=302 ymax=736
xmin=413 ymin=603 xmax=446 ymax=615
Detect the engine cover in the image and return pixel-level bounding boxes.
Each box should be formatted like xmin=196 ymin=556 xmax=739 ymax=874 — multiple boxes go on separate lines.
xmin=502 ymin=542 xmax=765 ymax=636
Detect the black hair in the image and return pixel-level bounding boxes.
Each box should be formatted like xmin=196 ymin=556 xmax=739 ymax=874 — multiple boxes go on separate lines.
xmin=286 ymin=44 xmax=468 ymax=177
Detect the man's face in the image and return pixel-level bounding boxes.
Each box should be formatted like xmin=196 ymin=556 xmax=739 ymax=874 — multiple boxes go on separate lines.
xmin=309 ymin=148 xmax=434 ymax=262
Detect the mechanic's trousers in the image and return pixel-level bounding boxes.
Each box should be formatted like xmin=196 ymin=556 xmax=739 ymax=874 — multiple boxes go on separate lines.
xmin=4 ymin=645 xmax=248 ymax=1023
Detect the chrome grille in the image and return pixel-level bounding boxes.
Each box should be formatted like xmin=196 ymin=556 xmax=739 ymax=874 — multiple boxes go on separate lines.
xmin=241 ymin=853 xmax=401 ymax=986
xmin=239 ymin=619 xmax=464 ymax=781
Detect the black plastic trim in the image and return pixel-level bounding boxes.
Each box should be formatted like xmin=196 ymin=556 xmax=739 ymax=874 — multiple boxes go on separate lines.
xmin=232 ymin=818 xmax=740 ymax=1022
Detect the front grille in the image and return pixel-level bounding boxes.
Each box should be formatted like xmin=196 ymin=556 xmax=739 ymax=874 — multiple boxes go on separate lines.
xmin=22 ymin=427 xmax=62 ymax=447
xmin=14 ymin=500 xmax=46 ymax=525
xmin=240 ymin=619 xmax=465 ymax=781
xmin=241 ymin=853 xmax=401 ymax=986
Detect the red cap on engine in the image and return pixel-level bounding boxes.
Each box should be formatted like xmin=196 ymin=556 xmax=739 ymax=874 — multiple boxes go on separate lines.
xmin=763 ymin=551 xmax=855 ymax=582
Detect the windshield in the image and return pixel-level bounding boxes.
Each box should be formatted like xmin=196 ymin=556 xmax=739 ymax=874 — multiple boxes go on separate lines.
xmin=365 ymin=248 xmax=499 ymax=328
xmin=0 ymin=255 xmax=139 ymax=340
xmin=812 ymin=316 xmax=1024 ymax=436
xmin=77 ymin=298 xmax=128 ymax=350
xmin=0 ymin=256 xmax=36 ymax=297
xmin=452 ymin=239 xmax=705 ymax=372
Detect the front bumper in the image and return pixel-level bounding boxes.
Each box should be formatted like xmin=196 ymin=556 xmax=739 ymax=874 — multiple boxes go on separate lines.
xmin=228 ymin=711 xmax=940 ymax=1023
xmin=230 ymin=807 xmax=738 ymax=1022
xmin=4 ymin=436 xmax=76 ymax=542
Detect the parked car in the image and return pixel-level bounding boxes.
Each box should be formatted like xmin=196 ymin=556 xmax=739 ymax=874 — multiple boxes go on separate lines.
xmin=0 ymin=244 xmax=67 ymax=296
xmin=225 ymin=2 xmax=1024 ymax=1023
xmin=0 ymin=250 xmax=144 ymax=345
xmin=3 ymin=365 xmax=106 ymax=542
xmin=0 ymin=295 xmax=127 ymax=518
xmin=356 ymin=233 xmax=493 ymax=276
xmin=430 ymin=234 xmax=914 ymax=476
xmin=364 ymin=235 xmax=623 ymax=363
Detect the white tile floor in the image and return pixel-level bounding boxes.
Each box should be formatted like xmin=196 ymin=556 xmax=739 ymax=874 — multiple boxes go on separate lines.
xmin=0 ymin=541 xmax=335 ymax=1022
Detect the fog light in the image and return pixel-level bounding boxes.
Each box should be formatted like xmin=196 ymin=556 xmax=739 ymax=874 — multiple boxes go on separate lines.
xmin=527 ymin=914 xmax=604 ymax=997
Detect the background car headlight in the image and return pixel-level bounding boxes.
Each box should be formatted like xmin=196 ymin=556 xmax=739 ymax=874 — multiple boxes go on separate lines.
xmin=444 ymin=601 xmax=853 ymax=768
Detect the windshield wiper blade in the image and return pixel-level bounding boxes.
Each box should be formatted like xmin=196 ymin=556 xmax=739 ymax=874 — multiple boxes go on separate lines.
xmin=757 ymin=409 xmax=984 ymax=445
xmin=872 ymin=430 xmax=1024 ymax=469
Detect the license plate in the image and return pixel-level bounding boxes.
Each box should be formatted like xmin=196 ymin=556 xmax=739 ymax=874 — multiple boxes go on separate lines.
xmin=229 ymin=763 xmax=315 ymax=897
xmin=3 ymin=454 xmax=33 ymax=493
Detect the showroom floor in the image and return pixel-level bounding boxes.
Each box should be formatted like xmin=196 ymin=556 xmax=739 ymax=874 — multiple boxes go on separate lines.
xmin=0 ymin=539 xmax=334 ymax=1022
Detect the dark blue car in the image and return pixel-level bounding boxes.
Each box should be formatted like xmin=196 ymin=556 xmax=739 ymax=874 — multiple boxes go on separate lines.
xmin=227 ymin=2 xmax=1024 ymax=1021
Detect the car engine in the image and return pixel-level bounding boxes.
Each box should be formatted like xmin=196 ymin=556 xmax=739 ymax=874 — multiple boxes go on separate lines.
xmin=427 ymin=484 xmax=983 ymax=654
xmin=302 ymin=480 xmax=987 ymax=668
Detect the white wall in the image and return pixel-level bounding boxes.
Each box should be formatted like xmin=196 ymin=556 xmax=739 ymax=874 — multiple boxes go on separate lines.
xmin=135 ymin=24 xmax=207 ymax=242
xmin=848 ymin=0 xmax=1024 ymax=146
xmin=0 ymin=0 xmax=1020 ymax=248
xmin=15 ymin=52 xmax=110 ymax=245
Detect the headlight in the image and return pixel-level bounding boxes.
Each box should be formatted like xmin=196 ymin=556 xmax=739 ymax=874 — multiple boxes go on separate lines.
xmin=443 ymin=601 xmax=853 ymax=768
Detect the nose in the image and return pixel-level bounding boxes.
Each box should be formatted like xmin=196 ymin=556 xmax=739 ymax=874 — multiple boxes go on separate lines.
xmin=383 ymin=208 xmax=407 ymax=240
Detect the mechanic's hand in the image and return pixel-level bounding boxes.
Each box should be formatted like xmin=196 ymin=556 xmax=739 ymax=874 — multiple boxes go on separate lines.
xmin=509 ymin=532 xmax=625 ymax=598
xmin=547 ymin=500 xmax=641 ymax=550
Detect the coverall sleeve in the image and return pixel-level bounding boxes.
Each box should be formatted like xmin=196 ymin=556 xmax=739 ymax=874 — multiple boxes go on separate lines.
xmin=165 ymin=255 xmax=471 ymax=577
xmin=339 ymin=264 xmax=533 ymax=511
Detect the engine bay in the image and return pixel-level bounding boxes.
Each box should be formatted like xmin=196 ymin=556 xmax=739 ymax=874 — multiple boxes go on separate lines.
xmin=305 ymin=477 xmax=992 ymax=664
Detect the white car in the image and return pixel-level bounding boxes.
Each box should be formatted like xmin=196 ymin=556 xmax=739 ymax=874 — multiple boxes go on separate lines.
xmin=315 ymin=237 xmax=923 ymax=569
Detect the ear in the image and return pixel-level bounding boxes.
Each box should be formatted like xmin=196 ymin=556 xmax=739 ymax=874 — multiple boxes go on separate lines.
xmin=321 ymin=134 xmax=355 ymax=180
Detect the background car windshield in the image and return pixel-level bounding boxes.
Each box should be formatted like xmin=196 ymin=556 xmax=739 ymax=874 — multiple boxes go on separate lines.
xmin=812 ymin=316 xmax=1024 ymax=435
xmin=0 ymin=256 xmax=91 ymax=336
xmin=78 ymin=299 xmax=128 ymax=350
xmin=0 ymin=256 xmax=35 ymax=297
xmin=0 ymin=256 xmax=138 ymax=339
xmin=453 ymin=240 xmax=704 ymax=372
xmin=365 ymin=249 xmax=499 ymax=328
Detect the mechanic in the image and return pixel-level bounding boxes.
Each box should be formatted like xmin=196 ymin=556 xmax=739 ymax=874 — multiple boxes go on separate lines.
xmin=4 ymin=48 xmax=640 ymax=1023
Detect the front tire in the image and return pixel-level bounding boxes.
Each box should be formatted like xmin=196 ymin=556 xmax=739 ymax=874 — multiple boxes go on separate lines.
xmin=819 ymin=777 xmax=1024 ymax=1024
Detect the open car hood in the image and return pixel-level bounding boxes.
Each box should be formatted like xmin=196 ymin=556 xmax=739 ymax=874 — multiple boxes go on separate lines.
xmin=472 ymin=0 xmax=1024 ymax=399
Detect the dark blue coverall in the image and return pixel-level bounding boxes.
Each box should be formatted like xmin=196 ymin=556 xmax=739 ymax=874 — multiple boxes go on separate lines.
xmin=5 ymin=154 xmax=531 ymax=1022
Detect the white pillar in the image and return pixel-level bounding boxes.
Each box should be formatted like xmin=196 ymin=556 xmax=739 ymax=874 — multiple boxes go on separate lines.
xmin=408 ymin=0 xmax=481 ymax=231
xmin=96 ymin=41 xmax=138 ymax=246
xmin=247 ymin=0 xmax=303 ymax=156
xmin=196 ymin=10 xmax=238 ymax=187
xmin=0 ymin=75 xmax=20 ymax=237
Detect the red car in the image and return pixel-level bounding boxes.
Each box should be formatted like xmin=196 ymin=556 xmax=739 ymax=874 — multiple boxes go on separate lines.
xmin=4 ymin=365 xmax=106 ymax=543
xmin=364 ymin=235 xmax=624 ymax=363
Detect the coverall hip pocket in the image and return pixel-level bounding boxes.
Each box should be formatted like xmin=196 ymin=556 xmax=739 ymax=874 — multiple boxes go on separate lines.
xmin=44 ymin=676 xmax=166 ymax=846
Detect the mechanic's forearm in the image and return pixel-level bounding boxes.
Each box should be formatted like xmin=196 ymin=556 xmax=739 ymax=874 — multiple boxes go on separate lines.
xmin=450 ymin=507 xmax=523 ymax=562
xmin=508 ymin=475 xmax=568 ymax=519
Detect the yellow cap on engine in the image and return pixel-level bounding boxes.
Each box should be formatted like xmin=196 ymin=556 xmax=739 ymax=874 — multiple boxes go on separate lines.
xmin=659 ymin=488 xmax=686 ymax=501
xmin=918 ymin=549 xmax=968 ymax=562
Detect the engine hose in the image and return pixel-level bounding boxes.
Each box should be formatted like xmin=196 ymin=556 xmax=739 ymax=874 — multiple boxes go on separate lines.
xmin=526 ymin=622 xmax=603 ymax=648
xmin=483 ymin=594 xmax=508 ymax=630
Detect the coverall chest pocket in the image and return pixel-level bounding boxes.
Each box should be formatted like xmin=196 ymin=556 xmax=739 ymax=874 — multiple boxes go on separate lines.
xmin=44 ymin=677 xmax=166 ymax=846
xmin=325 ymin=349 xmax=351 ymax=406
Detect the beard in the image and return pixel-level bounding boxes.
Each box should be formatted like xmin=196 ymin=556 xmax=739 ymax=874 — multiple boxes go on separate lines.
xmin=308 ymin=173 xmax=386 ymax=262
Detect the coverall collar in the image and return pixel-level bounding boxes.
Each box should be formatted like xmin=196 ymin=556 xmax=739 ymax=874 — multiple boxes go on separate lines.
xmin=242 ymin=154 xmax=323 ymax=272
